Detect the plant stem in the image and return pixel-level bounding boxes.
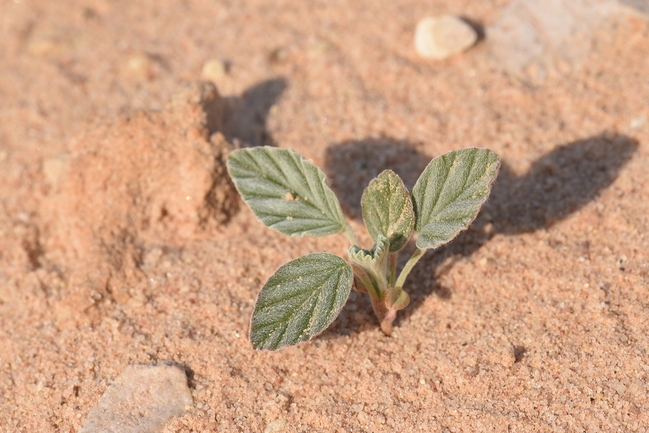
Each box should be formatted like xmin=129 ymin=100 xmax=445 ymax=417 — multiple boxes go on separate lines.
xmin=380 ymin=309 xmax=397 ymax=336
xmin=394 ymin=247 xmax=426 ymax=289
xmin=369 ymin=296 xmax=396 ymax=336
xmin=388 ymin=253 xmax=398 ymax=286
xmin=343 ymin=222 xmax=359 ymax=246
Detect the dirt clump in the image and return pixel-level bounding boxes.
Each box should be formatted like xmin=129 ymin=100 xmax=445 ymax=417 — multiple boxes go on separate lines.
xmin=39 ymin=81 xmax=238 ymax=328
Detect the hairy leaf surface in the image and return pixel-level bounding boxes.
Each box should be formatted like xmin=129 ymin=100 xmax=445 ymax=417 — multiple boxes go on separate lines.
xmin=227 ymin=147 xmax=346 ymax=237
xmin=250 ymin=253 xmax=353 ymax=350
xmin=412 ymin=148 xmax=500 ymax=250
xmin=361 ymin=170 xmax=414 ymax=252
xmin=348 ymin=235 xmax=390 ymax=298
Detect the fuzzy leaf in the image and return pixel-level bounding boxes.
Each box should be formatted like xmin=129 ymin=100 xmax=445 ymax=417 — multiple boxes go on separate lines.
xmin=227 ymin=147 xmax=346 ymax=237
xmin=347 ymin=235 xmax=390 ymax=268
xmin=250 ymin=253 xmax=353 ymax=350
xmin=412 ymin=148 xmax=500 ymax=250
xmin=361 ymin=170 xmax=414 ymax=252
xmin=347 ymin=235 xmax=390 ymax=298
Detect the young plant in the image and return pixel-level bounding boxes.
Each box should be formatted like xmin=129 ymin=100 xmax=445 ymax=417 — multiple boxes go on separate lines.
xmin=227 ymin=146 xmax=499 ymax=350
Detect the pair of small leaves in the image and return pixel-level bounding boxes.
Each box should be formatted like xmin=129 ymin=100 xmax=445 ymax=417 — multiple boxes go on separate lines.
xmin=228 ymin=147 xmax=353 ymax=350
xmin=348 ymin=235 xmax=390 ymax=299
xmin=363 ymin=148 xmax=500 ymax=252
xmin=349 ymin=235 xmax=410 ymax=312
xmin=250 ymin=235 xmax=405 ymax=351
xmin=227 ymin=146 xmax=499 ymax=350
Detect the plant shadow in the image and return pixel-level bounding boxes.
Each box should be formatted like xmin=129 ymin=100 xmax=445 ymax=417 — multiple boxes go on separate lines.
xmin=323 ymin=133 xmax=638 ymax=336
xmin=222 ymin=77 xmax=288 ymax=147
xmin=324 ymin=138 xmax=429 ymax=219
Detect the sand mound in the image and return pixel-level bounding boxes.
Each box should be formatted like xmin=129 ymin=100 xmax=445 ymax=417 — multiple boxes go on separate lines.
xmin=40 ymin=82 xmax=238 ymax=328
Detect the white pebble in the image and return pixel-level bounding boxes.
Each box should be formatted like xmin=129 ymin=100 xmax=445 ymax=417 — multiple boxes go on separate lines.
xmin=414 ymin=15 xmax=478 ymax=60
xmin=202 ymin=59 xmax=227 ymax=83
xmin=124 ymin=52 xmax=154 ymax=80
xmin=43 ymin=153 xmax=69 ymax=189
xmin=264 ymin=419 xmax=287 ymax=433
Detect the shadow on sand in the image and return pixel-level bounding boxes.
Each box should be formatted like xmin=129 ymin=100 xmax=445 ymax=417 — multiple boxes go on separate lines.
xmin=222 ymin=77 xmax=288 ymax=148
xmin=321 ymin=133 xmax=638 ymax=336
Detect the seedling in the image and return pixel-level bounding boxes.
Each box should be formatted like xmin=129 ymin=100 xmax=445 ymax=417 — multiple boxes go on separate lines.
xmin=227 ymin=146 xmax=499 ymax=350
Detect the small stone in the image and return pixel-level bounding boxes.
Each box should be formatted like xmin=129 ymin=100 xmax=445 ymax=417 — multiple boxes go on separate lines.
xmin=79 ymin=364 xmax=192 ymax=433
xmin=27 ymin=38 xmax=63 ymax=57
xmin=630 ymin=116 xmax=646 ymax=128
xmin=264 ymin=418 xmax=287 ymax=433
xmin=124 ymin=53 xmax=154 ymax=80
xmin=268 ymin=46 xmax=289 ymax=64
xmin=43 ymin=152 xmax=69 ymax=190
xmin=111 ymin=286 xmax=131 ymax=305
xmin=53 ymin=290 xmax=95 ymax=330
xmin=201 ymin=59 xmax=227 ymax=83
xmin=414 ymin=15 xmax=478 ymax=60
xmin=606 ymin=380 xmax=627 ymax=395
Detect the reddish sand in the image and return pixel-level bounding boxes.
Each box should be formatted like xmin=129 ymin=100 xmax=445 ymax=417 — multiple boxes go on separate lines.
xmin=1 ymin=1 xmax=648 ymax=432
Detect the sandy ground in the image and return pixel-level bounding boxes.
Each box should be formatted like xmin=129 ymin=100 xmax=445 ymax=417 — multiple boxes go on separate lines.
xmin=1 ymin=1 xmax=648 ymax=432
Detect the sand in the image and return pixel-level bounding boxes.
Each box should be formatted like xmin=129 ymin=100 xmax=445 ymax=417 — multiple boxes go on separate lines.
xmin=1 ymin=1 xmax=648 ymax=432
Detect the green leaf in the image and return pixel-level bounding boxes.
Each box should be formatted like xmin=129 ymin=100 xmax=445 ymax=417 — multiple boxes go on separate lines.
xmin=361 ymin=170 xmax=414 ymax=252
xmin=412 ymin=148 xmax=500 ymax=250
xmin=227 ymin=147 xmax=346 ymax=237
xmin=347 ymin=235 xmax=390 ymax=299
xmin=250 ymin=253 xmax=353 ymax=350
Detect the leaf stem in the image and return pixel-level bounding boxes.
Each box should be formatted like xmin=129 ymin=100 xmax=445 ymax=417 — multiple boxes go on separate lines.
xmin=343 ymin=222 xmax=359 ymax=246
xmin=388 ymin=253 xmax=398 ymax=286
xmin=395 ymin=248 xmax=426 ymax=289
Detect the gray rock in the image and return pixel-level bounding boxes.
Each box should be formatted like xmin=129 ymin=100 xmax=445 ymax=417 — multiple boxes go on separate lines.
xmin=79 ymin=364 xmax=192 ymax=433
xmin=414 ymin=15 xmax=478 ymax=60
xmin=618 ymin=0 xmax=649 ymax=14
xmin=487 ymin=0 xmax=648 ymax=82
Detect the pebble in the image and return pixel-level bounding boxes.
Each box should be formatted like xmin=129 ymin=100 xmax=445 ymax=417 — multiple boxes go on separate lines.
xmin=630 ymin=116 xmax=646 ymax=129
xmin=123 ymin=52 xmax=155 ymax=81
xmin=78 ymin=364 xmax=192 ymax=433
xmin=414 ymin=15 xmax=478 ymax=60
xmin=26 ymin=29 xmax=79 ymax=58
xmin=201 ymin=59 xmax=227 ymax=83
xmin=27 ymin=38 xmax=63 ymax=57
xmin=42 ymin=152 xmax=69 ymax=190
xmin=268 ymin=46 xmax=289 ymax=65
xmin=264 ymin=418 xmax=287 ymax=433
